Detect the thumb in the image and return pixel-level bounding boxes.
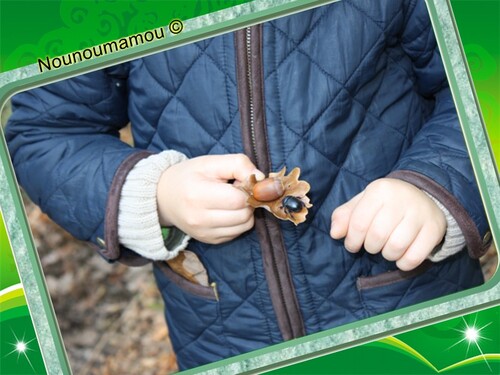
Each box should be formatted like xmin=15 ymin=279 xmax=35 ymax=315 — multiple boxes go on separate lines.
xmin=330 ymin=191 xmax=363 ymax=239
xmin=201 ymin=154 xmax=264 ymax=182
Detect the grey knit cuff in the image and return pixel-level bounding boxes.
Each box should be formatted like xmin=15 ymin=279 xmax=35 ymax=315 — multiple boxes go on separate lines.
xmin=118 ymin=150 xmax=190 ymax=261
xmin=425 ymin=192 xmax=466 ymax=262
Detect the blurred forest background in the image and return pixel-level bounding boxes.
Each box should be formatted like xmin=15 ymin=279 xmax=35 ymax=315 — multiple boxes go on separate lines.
xmin=2 ymin=101 xmax=498 ymax=375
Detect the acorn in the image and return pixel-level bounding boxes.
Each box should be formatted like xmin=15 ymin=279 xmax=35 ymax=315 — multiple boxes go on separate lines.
xmin=252 ymin=178 xmax=285 ymax=202
xmin=240 ymin=167 xmax=312 ymax=225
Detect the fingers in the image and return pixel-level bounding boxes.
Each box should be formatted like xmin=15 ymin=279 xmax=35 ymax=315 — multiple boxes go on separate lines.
xmin=395 ymin=232 xmax=428 ymax=271
xmin=380 ymin=216 xmax=420 ymax=261
xmin=199 ymin=183 xmax=249 ymax=210
xmin=198 ymin=154 xmax=264 ymax=182
xmin=330 ymin=192 xmax=363 ymax=240
xmin=193 ymin=211 xmax=255 ymax=244
xmin=396 ymin=224 xmax=445 ymax=271
xmin=343 ymin=194 xmax=383 ymax=253
xmin=364 ymin=208 xmax=405 ymax=254
xmin=209 ymin=219 xmax=256 ymax=244
xmin=330 ymin=190 xmax=385 ymax=253
xmin=330 ymin=178 xmax=447 ymax=271
xmin=157 ymin=153 xmax=263 ymax=244
xmin=204 ymin=208 xmax=254 ymax=228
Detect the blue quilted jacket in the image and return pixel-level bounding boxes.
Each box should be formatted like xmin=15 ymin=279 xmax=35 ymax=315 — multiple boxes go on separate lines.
xmin=6 ymin=0 xmax=490 ymax=370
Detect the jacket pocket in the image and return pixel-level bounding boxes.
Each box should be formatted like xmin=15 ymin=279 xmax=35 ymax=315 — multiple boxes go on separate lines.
xmin=153 ymin=261 xmax=231 ymax=370
xmin=356 ymin=261 xmax=433 ymax=291
xmin=154 ymin=260 xmax=218 ymax=301
xmin=356 ymin=261 xmax=434 ymax=316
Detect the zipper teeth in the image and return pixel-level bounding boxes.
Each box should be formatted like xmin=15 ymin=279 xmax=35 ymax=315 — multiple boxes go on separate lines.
xmin=246 ymin=27 xmax=259 ymax=163
xmin=245 ymin=26 xmax=292 ymax=334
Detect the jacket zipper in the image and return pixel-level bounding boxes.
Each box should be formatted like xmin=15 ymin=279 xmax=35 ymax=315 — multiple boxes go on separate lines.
xmin=235 ymin=25 xmax=305 ymax=341
xmin=245 ymin=26 xmax=287 ymax=330
xmin=245 ymin=27 xmax=259 ymax=163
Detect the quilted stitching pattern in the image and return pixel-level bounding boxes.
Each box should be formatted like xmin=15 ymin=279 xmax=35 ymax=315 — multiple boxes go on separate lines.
xmin=6 ymin=0 xmax=487 ymax=369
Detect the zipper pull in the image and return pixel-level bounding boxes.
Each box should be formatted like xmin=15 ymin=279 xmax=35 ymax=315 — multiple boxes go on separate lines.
xmin=211 ymin=282 xmax=220 ymax=301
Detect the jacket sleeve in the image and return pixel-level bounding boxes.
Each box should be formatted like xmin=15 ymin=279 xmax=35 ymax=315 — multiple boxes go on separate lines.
xmin=388 ymin=0 xmax=490 ymax=258
xmin=5 ymin=65 xmax=152 ymax=264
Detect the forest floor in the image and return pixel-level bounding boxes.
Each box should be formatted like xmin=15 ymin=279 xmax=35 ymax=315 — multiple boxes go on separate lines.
xmin=26 ymin=203 xmax=178 ymax=375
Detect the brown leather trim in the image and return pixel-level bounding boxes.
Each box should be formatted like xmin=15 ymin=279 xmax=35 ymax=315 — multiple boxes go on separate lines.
xmin=102 ymin=150 xmax=152 ymax=260
xmin=255 ymin=210 xmax=306 ymax=340
xmin=235 ymin=26 xmax=306 ymax=340
xmin=356 ymin=260 xmax=433 ymax=290
xmin=155 ymin=261 xmax=217 ymax=300
xmin=387 ymin=170 xmax=486 ymax=258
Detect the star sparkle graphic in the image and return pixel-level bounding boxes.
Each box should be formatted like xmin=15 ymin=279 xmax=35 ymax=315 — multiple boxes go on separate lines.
xmin=4 ymin=329 xmax=37 ymax=372
xmin=448 ymin=315 xmax=494 ymax=372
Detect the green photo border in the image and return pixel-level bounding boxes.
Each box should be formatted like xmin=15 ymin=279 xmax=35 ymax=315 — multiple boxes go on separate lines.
xmin=0 ymin=0 xmax=497 ymax=374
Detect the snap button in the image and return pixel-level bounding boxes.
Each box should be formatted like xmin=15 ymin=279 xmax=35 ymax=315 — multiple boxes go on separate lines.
xmin=482 ymin=231 xmax=492 ymax=245
xmin=96 ymin=237 xmax=106 ymax=248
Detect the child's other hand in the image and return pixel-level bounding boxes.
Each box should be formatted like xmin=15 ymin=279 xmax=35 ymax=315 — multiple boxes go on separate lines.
xmin=330 ymin=178 xmax=446 ymax=271
xmin=157 ymin=154 xmax=263 ymax=244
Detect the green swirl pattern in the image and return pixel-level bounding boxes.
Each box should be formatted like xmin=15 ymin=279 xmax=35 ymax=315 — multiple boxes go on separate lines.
xmin=1 ymin=0 xmax=252 ymax=72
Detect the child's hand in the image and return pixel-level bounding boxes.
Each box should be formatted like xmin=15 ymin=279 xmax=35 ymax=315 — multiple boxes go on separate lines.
xmin=157 ymin=154 xmax=263 ymax=244
xmin=330 ymin=178 xmax=446 ymax=271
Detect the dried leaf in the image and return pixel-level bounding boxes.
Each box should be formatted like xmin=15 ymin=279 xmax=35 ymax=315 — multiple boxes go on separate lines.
xmin=241 ymin=167 xmax=312 ymax=225
xmin=166 ymin=250 xmax=209 ymax=286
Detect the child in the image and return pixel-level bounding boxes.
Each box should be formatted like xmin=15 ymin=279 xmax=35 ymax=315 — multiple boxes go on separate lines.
xmin=6 ymin=0 xmax=490 ymax=370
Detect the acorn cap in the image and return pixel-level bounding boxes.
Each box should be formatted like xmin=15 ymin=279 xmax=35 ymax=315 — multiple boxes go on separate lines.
xmin=240 ymin=167 xmax=312 ymax=225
